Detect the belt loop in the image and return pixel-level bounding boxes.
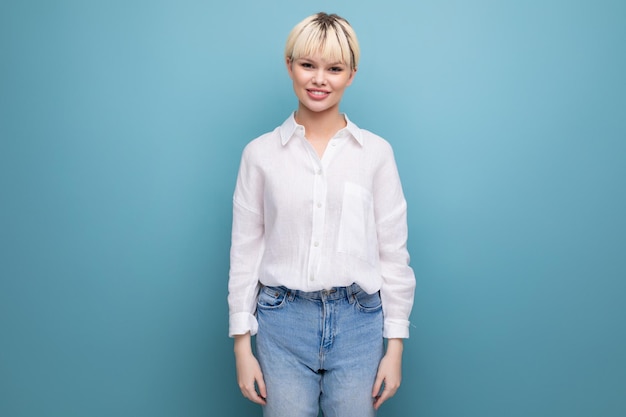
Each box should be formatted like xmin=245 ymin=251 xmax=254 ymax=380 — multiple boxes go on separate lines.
xmin=286 ymin=288 xmax=296 ymax=301
xmin=347 ymin=283 xmax=358 ymax=304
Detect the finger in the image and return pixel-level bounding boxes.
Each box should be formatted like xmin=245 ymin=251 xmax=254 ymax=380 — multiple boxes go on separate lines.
xmin=256 ymin=376 xmax=267 ymax=400
xmin=374 ymin=381 xmax=401 ymax=410
xmin=372 ymin=375 xmax=384 ymax=398
xmin=373 ymin=388 xmax=392 ymax=410
xmin=240 ymin=379 xmax=263 ymax=404
xmin=242 ymin=386 xmax=266 ymax=405
xmin=252 ymin=392 xmax=267 ymax=405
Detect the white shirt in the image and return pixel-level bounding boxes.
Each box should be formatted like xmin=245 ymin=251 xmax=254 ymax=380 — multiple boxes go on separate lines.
xmin=228 ymin=113 xmax=415 ymax=339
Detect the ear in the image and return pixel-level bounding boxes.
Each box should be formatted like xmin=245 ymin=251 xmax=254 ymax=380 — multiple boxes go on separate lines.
xmin=346 ymin=67 xmax=357 ymax=86
xmin=286 ymin=57 xmax=294 ymax=79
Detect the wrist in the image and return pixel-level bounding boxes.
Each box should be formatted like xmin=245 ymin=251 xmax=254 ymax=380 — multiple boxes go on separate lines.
xmin=233 ymin=332 xmax=253 ymax=356
xmin=385 ymin=338 xmax=404 ymax=356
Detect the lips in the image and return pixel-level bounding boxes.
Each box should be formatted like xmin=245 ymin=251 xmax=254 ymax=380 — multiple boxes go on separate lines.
xmin=306 ymin=89 xmax=330 ymax=100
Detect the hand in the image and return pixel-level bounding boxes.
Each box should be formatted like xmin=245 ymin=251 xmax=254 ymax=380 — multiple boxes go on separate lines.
xmin=372 ymin=338 xmax=403 ymax=410
xmin=234 ymin=333 xmax=267 ymax=405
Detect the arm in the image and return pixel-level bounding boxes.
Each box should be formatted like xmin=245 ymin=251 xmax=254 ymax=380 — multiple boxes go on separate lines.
xmin=229 ymin=145 xmax=267 ymax=404
xmin=373 ymin=142 xmax=416 ymax=339
xmin=228 ymin=146 xmax=265 ymax=337
xmin=371 ymin=142 xmax=416 ymax=408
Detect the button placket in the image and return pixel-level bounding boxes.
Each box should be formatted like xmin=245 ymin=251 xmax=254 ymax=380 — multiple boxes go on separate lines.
xmin=308 ymin=162 xmax=326 ymax=283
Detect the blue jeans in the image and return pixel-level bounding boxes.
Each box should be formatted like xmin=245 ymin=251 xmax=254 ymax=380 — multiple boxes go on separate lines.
xmin=256 ymin=283 xmax=384 ymax=417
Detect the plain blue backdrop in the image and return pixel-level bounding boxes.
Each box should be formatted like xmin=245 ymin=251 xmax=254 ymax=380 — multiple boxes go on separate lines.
xmin=1 ymin=0 xmax=625 ymax=416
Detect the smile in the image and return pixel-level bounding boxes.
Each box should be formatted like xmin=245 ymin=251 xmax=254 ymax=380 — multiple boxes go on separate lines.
xmin=307 ymin=89 xmax=330 ymax=99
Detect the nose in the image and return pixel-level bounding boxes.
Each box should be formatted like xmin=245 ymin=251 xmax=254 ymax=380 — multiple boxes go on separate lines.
xmin=312 ymin=69 xmax=326 ymax=85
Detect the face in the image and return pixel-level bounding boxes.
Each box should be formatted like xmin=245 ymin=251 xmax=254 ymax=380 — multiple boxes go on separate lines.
xmin=286 ymin=53 xmax=356 ymax=116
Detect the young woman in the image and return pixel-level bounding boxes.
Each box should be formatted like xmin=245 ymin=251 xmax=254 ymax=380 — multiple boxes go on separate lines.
xmin=228 ymin=12 xmax=416 ymax=417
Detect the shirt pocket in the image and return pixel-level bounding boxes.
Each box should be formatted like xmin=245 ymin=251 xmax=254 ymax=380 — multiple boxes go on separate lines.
xmin=337 ymin=182 xmax=378 ymax=265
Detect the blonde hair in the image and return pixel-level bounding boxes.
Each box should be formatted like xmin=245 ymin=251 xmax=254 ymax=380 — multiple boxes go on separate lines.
xmin=285 ymin=12 xmax=360 ymax=70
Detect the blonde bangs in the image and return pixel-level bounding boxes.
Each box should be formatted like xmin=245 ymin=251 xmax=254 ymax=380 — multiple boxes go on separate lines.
xmin=285 ymin=13 xmax=360 ymax=69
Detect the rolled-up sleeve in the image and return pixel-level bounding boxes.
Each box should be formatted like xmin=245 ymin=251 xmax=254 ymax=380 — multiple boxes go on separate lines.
xmin=228 ymin=146 xmax=265 ymax=337
xmin=373 ymin=143 xmax=416 ymax=339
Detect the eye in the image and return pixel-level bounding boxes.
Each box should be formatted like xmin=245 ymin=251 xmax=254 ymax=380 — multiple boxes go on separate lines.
xmin=300 ymin=62 xmax=314 ymax=69
xmin=329 ymin=66 xmax=344 ymax=73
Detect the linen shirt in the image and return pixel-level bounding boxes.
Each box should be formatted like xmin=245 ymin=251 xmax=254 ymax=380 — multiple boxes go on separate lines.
xmin=228 ymin=113 xmax=416 ymax=339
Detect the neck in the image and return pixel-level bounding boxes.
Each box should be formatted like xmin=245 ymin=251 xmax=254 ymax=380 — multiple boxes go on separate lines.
xmin=294 ymin=105 xmax=346 ymax=140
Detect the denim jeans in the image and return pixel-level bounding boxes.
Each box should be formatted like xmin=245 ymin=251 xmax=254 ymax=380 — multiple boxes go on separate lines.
xmin=256 ymin=283 xmax=384 ymax=417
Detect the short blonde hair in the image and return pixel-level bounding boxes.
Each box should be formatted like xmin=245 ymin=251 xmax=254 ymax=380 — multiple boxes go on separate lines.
xmin=285 ymin=12 xmax=360 ymax=70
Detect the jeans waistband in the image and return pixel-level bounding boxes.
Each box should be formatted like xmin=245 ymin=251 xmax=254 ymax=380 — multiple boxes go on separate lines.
xmin=269 ymin=283 xmax=363 ymax=302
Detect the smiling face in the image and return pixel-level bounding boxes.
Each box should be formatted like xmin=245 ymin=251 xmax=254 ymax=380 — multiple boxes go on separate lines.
xmin=287 ymin=54 xmax=356 ymax=116
xmin=284 ymin=13 xmax=360 ymax=118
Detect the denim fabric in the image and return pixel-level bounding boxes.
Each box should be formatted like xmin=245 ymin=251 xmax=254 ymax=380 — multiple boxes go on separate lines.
xmin=256 ymin=283 xmax=384 ymax=417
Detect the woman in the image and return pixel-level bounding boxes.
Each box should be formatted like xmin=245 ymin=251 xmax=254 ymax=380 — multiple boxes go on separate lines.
xmin=228 ymin=12 xmax=416 ymax=417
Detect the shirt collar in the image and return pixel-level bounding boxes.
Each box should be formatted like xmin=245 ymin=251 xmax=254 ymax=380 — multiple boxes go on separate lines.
xmin=279 ymin=112 xmax=363 ymax=146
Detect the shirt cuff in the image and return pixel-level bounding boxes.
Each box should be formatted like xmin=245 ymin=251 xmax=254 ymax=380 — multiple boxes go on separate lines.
xmin=383 ymin=318 xmax=410 ymax=339
xmin=229 ymin=312 xmax=259 ymax=337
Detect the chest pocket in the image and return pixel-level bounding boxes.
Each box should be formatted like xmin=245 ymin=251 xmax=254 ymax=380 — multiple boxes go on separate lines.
xmin=337 ymin=182 xmax=378 ymax=265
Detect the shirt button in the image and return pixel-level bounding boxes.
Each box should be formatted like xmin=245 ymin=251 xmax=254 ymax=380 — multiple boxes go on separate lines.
xmin=310 ymin=275 xmax=315 ymax=281
xmin=313 ymin=241 xmax=319 ymax=247
xmin=315 ymin=169 xmax=321 ymax=175
xmin=316 ymin=202 xmax=322 ymax=208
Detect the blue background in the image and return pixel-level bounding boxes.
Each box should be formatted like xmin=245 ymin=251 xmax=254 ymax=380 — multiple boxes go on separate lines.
xmin=1 ymin=0 xmax=625 ymax=416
